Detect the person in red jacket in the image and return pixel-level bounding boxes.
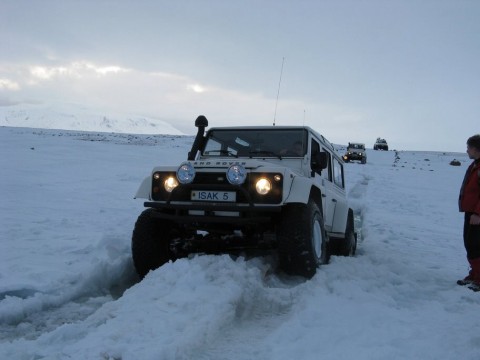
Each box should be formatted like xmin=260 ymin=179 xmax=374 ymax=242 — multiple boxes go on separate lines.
xmin=457 ymin=134 xmax=480 ymax=291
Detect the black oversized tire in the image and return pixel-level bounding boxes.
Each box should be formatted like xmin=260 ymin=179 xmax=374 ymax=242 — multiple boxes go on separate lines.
xmin=338 ymin=210 xmax=356 ymax=256
xmin=277 ymin=200 xmax=330 ymax=278
xmin=132 ymin=209 xmax=175 ymax=278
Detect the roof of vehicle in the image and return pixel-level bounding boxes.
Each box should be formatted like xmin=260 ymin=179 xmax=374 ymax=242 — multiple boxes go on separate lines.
xmin=348 ymin=142 xmax=365 ymax=146
xmin=206 ymin=125 xmax=336 ymax=152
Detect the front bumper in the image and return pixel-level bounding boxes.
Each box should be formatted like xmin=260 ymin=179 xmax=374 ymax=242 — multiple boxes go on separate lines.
xmin=344 ymin=153 xmax=365 ymax=161
xmin=144 ymin=201 xmax=282 ymax=225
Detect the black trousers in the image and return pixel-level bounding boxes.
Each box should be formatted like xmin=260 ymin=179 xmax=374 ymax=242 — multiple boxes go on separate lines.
xmin=464 ymin=212 xmax=480 ymax=259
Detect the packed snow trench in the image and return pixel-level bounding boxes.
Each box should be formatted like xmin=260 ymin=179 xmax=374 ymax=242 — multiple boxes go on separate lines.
xmin=1 ymin=127 xmax=480 ymax=360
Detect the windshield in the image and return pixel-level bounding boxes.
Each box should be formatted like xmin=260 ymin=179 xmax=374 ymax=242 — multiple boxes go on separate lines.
xmin=202 ymin=128 xmax=308 ymax=158
xmin=349 ymin=144 xmax=364 ymax=149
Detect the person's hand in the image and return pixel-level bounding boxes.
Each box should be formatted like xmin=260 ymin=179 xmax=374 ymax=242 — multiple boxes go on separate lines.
xmin=471 ymin=214 xmax=480 ymax=225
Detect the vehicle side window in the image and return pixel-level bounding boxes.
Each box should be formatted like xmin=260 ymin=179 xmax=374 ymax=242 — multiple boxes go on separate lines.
xmin=333 ymin=158 xmax=344 ymax=188
xmin=319 ymin=146 xmax=333 ymax=182
xmin=310 ymin=139 xmax=321 ymax=175
xmin=326 ymin=151 xmax=333 ymax=182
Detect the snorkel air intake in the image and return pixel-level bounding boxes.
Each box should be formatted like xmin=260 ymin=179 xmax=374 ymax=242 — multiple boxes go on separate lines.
xmin=188 ymin=115 xmax=208 ymax=160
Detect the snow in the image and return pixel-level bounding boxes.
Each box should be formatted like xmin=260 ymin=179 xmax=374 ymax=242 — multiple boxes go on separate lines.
xmin=1 ymin=126 xmax=479 ymax=360
xmin=0 ymin=103 xmax=184 ymax=136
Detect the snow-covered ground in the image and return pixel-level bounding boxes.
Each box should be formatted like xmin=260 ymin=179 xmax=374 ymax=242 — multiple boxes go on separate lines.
xmin=0 ymin=103 xmax=184 ymax=136
xmin=1 ymin=126 xmax=479 ymax=360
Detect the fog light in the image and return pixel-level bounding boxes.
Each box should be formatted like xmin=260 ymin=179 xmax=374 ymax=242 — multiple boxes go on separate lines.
xmin=255 ymin=178 xmax=271 ymax=195
xmin=227 ymin=164 xmax=247 ymax=185
xmin=176 ymin=162 xmax=196 ymax=184
xmin=164 ymin=177 xmax=179 ymax=192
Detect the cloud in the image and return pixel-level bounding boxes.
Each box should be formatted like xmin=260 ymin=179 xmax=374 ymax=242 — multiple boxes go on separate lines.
xmin=0 ymin=78 xmax=20 ymax=91
xmin=29 ymin=66 xmax=69 ymax=80
xmin=28 ymin=62 xmax=130 ymax=82
xmin=187 ymin=84 xmax=207 ymax=93
xmin=0 ymin=60 xmax=366 ymax=137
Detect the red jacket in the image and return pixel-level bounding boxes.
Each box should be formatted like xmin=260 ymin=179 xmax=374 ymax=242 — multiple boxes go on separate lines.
xmin=459 ymin=159 xmax=480 ymax=215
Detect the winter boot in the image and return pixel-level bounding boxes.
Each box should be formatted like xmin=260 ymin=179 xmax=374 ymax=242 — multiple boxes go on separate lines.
xmin=457 ymin=259 xmax=475 ymax=286
xmin=467 ymin=258 xmax=480 ymax=292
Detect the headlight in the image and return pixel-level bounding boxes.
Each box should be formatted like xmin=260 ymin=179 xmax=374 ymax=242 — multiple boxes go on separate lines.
xmin=226 ymin=164 xmax=247 ymax=185
xmin=164 ymin=176 xmax=179 ymax=192
xmin=176 ymin=162 xmax=196 ymax=184
xmin=255 ymin=178 xmax=271 ymax=195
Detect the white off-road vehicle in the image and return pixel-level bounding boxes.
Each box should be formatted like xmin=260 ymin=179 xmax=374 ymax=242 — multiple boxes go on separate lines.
xmin=132 ymin=116 xmax=356 ymax=278
xmin=343 ymin=142 xmax=367 ymax=164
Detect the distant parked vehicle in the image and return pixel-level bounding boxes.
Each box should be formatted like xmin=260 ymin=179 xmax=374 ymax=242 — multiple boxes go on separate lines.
xmin=343 ymin=142 xmax=367 ymax=164
xmin=373 ymin=138 xmax=388 ymax=151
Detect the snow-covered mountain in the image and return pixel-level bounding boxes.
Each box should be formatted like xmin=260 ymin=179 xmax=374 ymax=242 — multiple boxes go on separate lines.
xmin=0 ymin=103 xmax=184 ymax=135
xmin=1 ymin=126 xmax=479 ymax=360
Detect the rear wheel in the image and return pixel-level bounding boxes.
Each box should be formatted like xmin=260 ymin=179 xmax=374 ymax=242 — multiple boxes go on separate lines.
xmin=132 ymin=209 xmax=176 ymax=278
xmin=340 ymin=210 xmax=356 ymax=256
xmin=277 ymin=200 xmax=330 ymax=278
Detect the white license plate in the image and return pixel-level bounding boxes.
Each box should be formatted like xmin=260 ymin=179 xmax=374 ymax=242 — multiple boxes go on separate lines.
xmin=191 ymin=190 xmax=236 ymax=202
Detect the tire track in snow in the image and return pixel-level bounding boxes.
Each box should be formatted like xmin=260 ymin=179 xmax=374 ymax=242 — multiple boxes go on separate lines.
xmin=0 ymin=246 xmax=139 ymax=341
xmin=185 ymin=266 xmax=306 ymax=360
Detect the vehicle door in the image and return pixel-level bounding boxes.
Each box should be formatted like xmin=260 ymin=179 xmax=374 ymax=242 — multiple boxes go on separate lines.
xmin=310 ymin=138 xmax=335 ymax=231
xmin=330 ymin=157 xmax=349 ymax=233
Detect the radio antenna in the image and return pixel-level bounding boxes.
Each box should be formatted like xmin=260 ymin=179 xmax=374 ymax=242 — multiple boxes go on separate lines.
xmin=273 ymin=57 xmax=285 ymax=126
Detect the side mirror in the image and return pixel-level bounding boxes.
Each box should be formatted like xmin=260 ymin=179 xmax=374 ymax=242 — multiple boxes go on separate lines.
xmin=312 ymin=152 xmax=328 ymax=171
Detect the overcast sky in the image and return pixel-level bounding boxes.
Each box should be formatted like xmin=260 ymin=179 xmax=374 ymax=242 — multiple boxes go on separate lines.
xmin=1 ymin=0 xmax=479 ymax=151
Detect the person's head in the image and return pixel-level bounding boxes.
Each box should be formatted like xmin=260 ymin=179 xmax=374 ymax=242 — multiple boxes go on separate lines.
xmin=466 ymin=134 xmax=480 ymax=160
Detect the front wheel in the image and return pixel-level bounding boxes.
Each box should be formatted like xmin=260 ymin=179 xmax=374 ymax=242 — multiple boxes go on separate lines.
xmin=132 ymin=209 xmax=176 ymax=278
xmin=277 ymin=201 xmax=330 ymax=278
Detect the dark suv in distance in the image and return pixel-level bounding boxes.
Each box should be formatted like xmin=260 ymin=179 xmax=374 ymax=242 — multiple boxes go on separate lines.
xmin=373 ymin=138 xmax=388 ymax=151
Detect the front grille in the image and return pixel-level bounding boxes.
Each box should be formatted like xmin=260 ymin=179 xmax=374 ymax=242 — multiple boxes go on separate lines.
xmin=152 ymin=171 xmax=282 ymax=204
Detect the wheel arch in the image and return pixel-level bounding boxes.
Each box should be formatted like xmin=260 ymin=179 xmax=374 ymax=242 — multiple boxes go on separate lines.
xmin=284 ymin=177 xmax=324 ymax=214
xmin=309 ymin=186 xmax=324 ymax=216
